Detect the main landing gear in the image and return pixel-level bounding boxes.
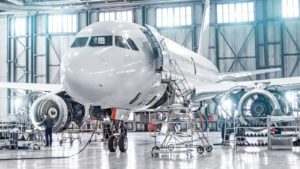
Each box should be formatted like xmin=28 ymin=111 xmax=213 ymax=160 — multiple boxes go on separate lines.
xmin=107 ymin=121 xmax=128 ymax=152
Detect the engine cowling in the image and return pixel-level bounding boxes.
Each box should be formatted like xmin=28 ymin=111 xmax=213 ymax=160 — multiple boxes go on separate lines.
xmin=30 ymin=94 xmax=88 ymax=132
xmin=30 ymin=94 xmax=70 ymax=132
xmin=237 ymin=89 xmax=285 ymax=128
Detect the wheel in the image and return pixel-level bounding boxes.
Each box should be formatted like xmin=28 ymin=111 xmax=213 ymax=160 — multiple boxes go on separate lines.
xmin=33 ymin=144 xmax=40 ymax=150
xmin=119 ymin=134 xmax=128 ymax=152
xmin=167 ymin=144 xmax=175 ymax=151
xmin=206 ymin=145 xmax=213 ymax=152
xmin=197 ymin=146 xmax=204 ymax=154
xmin=108 ymin=135 xmax=118 ymax=152
xmin=151 ymin=146 xmax=160 ymax=157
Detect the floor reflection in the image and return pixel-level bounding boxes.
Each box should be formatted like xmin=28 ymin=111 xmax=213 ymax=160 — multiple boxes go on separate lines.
xmin=0 ymin=132 xmax=300 ymax=169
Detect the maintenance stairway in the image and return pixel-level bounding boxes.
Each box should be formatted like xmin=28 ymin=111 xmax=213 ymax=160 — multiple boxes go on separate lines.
xmin=142 ymin=25 xmax=212 ymax=157
xmin=143 ymin=25 xmax=194 ymax=105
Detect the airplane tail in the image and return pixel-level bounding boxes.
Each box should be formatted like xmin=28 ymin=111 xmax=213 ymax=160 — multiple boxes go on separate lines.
xmin=198 ymin=0 xmax=280 ymax=81
xmin=198 ymin=0 xmax=210 ymax=57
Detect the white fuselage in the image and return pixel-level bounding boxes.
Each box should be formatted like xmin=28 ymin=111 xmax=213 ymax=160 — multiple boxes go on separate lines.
xmin=61 ymin=21 xmax=219 ymax=110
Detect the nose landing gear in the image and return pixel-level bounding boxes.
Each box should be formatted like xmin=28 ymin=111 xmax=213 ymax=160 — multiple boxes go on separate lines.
xmin=108 ymin=134 xmax=128 ymax=152
xmin=107 ymin=120 xmax=128 ymax=152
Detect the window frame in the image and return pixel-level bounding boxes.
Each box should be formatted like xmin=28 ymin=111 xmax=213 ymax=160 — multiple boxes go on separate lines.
xmin=99 ymin=10 xmax=133 ymax=22
xmin=217 ymin=2 xmax=255 ymax=24
xmin=89 ymin=36 xmax=113 ymax=47
xmin=48 ymin=14 xmax=77 ymax=33
xmin=14 ymin=17 xmax=27 ymax=36
xmin=282 ymin=0 xmax=299 ymax=18
xmin=125 ymin=37 xmax=139 ymax=51
xmin=71 ymin=37 xmax=89 ymax=48
xmin=156 ymin=6 xmax=192 ymax=28
xmin=115 ymin=36 xmax=131 ymax=49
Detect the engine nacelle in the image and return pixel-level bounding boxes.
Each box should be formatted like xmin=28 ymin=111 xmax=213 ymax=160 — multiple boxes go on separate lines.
xmin=30 ymin=93 xmax=88 ymax=132
xmin=30 ymin=94 xmax=70 ymax=132
xmin=237 ymin=89 xmax=284 ymax=127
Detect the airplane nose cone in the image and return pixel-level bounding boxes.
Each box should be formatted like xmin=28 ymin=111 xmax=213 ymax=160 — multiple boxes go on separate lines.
xmin=61 ymin=47 xmax=157 ymax=108
xmin=61 ymin=48 xmax=109 ymax=103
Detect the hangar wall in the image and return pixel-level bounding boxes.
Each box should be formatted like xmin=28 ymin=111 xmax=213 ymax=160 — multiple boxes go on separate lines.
xmin=0 ymin=16 xmax=7 ymax=118
xmin=210 ymin=0 xmax=300 ymax=79
xmin=1 ymin=0 xmax=300 ymax=116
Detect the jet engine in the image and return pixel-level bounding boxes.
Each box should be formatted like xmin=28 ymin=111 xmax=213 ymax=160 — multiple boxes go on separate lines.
xmin=30 ymin=92 xmax=88 ymax=132
xmin=237 ymin=88 xmax=291 ymax=128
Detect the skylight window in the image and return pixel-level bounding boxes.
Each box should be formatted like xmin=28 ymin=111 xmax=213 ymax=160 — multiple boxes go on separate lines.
xmin=48 ymin=14 xmax=77 ymax=33
xmin=156 ymin=6 xmax=192 ymax=27
xmin=99 ymin=10 xmax=133 ymax=22
xmin=14 ymin=17 xmax=26 ymax=36
xmin=217 ymin=2 xmax=254 ymax=23
xmin=282 ymin=0 xmax=299 ymax=18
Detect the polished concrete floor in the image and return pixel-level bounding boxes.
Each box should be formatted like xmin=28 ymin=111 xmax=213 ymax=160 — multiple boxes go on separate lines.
xmin=0 ymin=132 xmax=300 ymax=169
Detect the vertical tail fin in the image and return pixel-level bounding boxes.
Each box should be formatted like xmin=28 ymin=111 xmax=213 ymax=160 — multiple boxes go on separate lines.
xmin=198 ymin=0 xmax=210 ymax=57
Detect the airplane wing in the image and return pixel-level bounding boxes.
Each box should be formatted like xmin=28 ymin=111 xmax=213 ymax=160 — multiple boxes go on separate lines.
xmin=218 ymin=68 xmax=281 ymax=81
xmin=195 ymin=76 xmax=300 ymax=101
xmin=0 ymin=82 xmax=62 ymax=92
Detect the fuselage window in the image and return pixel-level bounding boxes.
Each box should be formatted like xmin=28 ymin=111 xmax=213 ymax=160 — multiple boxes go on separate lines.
xmin=115 ymin=36 xmax=130 ymax=49
xmin=126 ymin=38 xmax=139 ymax=51
xmin=89 ymin=36 xmax=112 ymax=47
xmin=71 ymin=37 xmax=89 ymax=48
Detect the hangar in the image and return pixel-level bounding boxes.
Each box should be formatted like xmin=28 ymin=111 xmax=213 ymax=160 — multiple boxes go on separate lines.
xmin=0 ymin=0 xmax=300 ymax=168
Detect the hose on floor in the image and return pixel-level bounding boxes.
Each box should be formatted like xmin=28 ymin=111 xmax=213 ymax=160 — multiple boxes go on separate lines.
xmin=0 ymin=120 xmax=100 ymax=160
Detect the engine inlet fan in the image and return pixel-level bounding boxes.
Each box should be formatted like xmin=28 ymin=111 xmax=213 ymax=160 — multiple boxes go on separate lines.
xmin=238 ymin=89 xmax=283 ymax=130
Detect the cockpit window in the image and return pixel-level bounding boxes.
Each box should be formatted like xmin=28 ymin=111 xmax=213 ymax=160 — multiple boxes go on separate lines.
xmin=126 ymin=38 xmax=139 ymax=51
xmin=89 ymin=36 xmax=112 ymax=47
xmin=71 ymin=37 xmax=88 ymax=48
xmin=115 ymin=36 xmax=130 ymax=49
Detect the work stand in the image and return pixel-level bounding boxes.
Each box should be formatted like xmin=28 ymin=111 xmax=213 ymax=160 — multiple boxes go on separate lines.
xmin=149 ymin=111 xmax=212 ymax=158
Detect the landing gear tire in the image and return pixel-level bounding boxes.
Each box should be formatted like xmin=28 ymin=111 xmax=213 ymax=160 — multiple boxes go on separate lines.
xmin=108 ymin=135 xmax=118 ymax=152
xmin=197 ymin=146 xmax=204 ymax=154
xmin=152 ymin=146 xmax=160 ymax=157
xmin=119 ymin=134 xmax=128 ymax=152
xmin=206 ymin=145 xmax=213 ymax=152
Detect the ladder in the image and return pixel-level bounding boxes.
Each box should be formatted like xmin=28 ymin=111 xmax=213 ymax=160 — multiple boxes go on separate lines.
xmin=160 ymin=40 xmax=193 ymax=105
xmin=222 ymin=117 xmax=237 ymax=146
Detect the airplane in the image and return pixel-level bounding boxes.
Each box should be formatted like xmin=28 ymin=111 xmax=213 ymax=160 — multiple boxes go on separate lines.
xmin=1 ymin=2 xmax=300 ymax=152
